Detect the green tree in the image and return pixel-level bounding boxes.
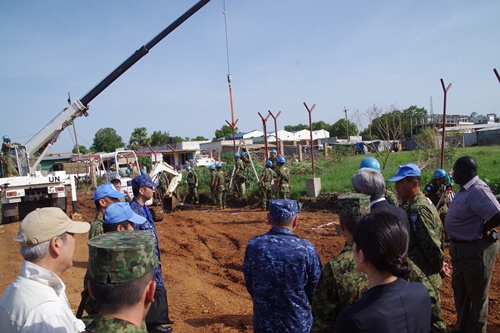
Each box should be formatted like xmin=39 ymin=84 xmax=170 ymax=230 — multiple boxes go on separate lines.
xmin=191 ymin=136 xmax=209 ymax=141
xmin=72 ymin=145 xmax=88 ymax=154
xmin=90 ymin=128 xmax=125 ymax=152
xmin=214 ymin=125 xmax=238 ymax=140
xmin=150 ymin=130 xmax=170 ymax=146
xmin=402 ymin=105 xmax=427 ymax=137
xmin=129 ymin=127 xmax=150 ymax=150
xmin=312 ymin=121 xmax=332 ymax=132
xmin=330 ymin=119 xmax=358 ymax=138
xmin=171 ymin=136 xmax=183 ymax=143
xmin=284 ymin=124 xmax=309 ymax=132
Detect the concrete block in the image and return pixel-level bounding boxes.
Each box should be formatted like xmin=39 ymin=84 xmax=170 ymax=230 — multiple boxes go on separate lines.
xmin=306 ymin=178 xmax=321 ymax=197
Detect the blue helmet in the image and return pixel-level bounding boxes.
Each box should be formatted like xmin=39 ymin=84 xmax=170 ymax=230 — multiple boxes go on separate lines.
xmin=359 ymin=157 xmax=381 ymax=172
xmin=241 ymin=151 xmax=246 ymax=156
xmin=277 ymin=156 xmax=286 ymax=164
xmin=125 ymin=168 xmax=131 ymax=174
xmin=141 ymin=170 xmax=147 ymax=175
xmin=433 ymin=169 xmax=446 ymax=180
xmin=270 ymin=149 xmax=277 ymax=154
xmin=234 ymin=152 xmax=240 ymax=158
xmin=209 ymin=165 xmax=215 ymax=170
xmin=2 ymin=135 xmax=10 ymax=141
xmin=186 ymin=166 xmax=192 ymax=171
xmin=266 ymin=160 xmax=273 ymax=167
xmin=216 ymin=163 xmax=222 ymax=168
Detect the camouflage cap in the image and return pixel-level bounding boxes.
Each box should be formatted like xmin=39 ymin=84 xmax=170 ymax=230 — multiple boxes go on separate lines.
xmin=338 ymin=193 xmax=371 ymax=216
xmin=269 ymin=199 xmax=299 ymax=220
xmin=87 ymin=230 xmax=158 ymax=283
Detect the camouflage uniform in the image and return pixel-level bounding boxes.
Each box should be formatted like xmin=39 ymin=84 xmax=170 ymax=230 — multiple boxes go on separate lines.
xmin=424 ymin=180 xmax=454 ymax=223
xmin=311 ymin=194 xmax=370 ymax=332
xmin=209 ymin=169 xmax=217 ymax=205
xmin=242 ymin=199 xmax=322 ymax=332
xmin=405 ymin=191 xmax=445 ymax=289
xmin=1 ymin=141 xmax=18 ymax=177
xmin=78 ymin=214 xmax=105 ymax=320
xmin=407 ymin=258 xmax=447 ymax=333
xmin=186 ymin=170 xmax=199 ymax=204
xmin=311 ymin=242 xmax=368 ymax=332
xmin=269 ymin=155 xmax=278 ymax=173
xmin=85 ymin=230 xmax=157 ymax=333
xmin=215 ymin=168 xmax=226 ymax=208
xmin=234 ymin=158 xmax=247 ymax=196
xmin=277 ymin=165 xmax=291 ymax=199
xmin=86 ymin=316 xmax=148 ymax=333
xmin=259 ymin=167 xmax=276 ymax=210
xmin=158 ymin=172 xmax=169 ymax=199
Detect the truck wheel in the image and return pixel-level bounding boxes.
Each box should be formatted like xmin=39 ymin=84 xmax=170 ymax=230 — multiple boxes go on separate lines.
xmin=149 ymin=206 xmax=164 ymax=222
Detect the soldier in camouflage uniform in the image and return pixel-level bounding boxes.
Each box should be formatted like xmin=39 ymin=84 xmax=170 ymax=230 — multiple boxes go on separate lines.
xmin=185 ymin=166 xmax=199 ymax=204
xmin=276 ymin=156 xmax=291 ymax=199
xmin=233 ymin=152 xmax=247 ymax=196
xmin=268 ymin=149 xmax=278 ymax=173
xmin=388 ymin=164 xmax=445 ymax=290
xmin=243 ymin=199 xmax=322 ymax=332
xmin=208 ymin=165 xmax=216 ymax=205
xmin=1 ymin=135 xmax=19 ymax=177
xmin=214 ymin=163 xmax=226 ymax=209
xmin=85 ymin=231 xmax=158 ymax=333
xmin=259 ymin=160 xmax=276 ymax=210
xmin=423 ymin=169 xmax=455 ymax=224
xmin=78 ymin=183 xmax=127 ymax=320
xmin=311 ymin=193 xmax=371 ymax=333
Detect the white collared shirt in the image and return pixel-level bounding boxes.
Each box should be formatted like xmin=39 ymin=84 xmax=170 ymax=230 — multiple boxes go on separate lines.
xmin=0 ymin=261 xmax=85 ymax=333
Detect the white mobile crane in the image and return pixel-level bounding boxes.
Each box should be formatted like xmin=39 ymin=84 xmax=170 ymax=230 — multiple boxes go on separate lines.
xmin=0 ymin=0 xmax=210 ymax=221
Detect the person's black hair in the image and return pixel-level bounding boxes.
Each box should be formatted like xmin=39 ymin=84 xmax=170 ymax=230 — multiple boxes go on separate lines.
xmin=404 ymin=176 xmax=421 ymax=185
xmin=89 ymin=271 xmax=154 ymax=313
xmin=353 ymin=211 xmax=411 ymax=279
xmin=103 ymin=221 xmax=131 ymax=233
xmin=110 ymin=178 xmax=121 ymax=186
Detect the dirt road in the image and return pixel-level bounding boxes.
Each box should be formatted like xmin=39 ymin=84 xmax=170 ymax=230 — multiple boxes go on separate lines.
xmin=1 ymin=194 xmax=499 ymax=332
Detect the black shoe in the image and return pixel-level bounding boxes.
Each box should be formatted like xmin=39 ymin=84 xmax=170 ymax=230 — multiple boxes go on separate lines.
xmin=165 ymin=320 xmax=175 ymax=325
xmin=147 ymin=325 xmax=173 ymax=333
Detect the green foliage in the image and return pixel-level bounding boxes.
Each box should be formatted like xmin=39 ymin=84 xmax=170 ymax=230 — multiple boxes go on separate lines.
xmin=214 ymin=125 xmax=238 ymax=140
xmin=284 ymin=124 xmax=309 ymax=131
xmin=72 ymin=145 xmax=88 ymax=154
xmin=129 ymin=127 xmax=150 ymax=150
xmin=150 ymin=130 xmax=170 ymax=146
xmin=191 ymin=136 xmax=208 ymax=141
xmin=330 ymin=119 xmax=358 ymax=138
xmin=91 ymin=128 xmax=125 ymax=153
xmin=140 ymin=156 xmax=152 ymax=170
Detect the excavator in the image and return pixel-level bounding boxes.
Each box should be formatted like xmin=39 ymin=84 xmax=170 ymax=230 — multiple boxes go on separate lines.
xmin=0 ymin=0 xmax=210 ymax=222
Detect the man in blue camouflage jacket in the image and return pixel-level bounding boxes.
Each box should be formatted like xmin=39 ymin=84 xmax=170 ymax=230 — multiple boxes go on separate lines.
xmin=242 ymin=199 xmax=322 ymax=332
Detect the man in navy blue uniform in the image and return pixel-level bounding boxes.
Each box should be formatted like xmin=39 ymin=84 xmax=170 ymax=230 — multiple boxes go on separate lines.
xmin=242 ymin=199 xmax=322 ymax=332
xmin=129 ymin=175 xmax=173 ymax=333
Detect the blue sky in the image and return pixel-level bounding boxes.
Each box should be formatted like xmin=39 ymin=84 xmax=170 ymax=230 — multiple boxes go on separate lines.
xmin=1 ymin=1 xmax=499 ymax=153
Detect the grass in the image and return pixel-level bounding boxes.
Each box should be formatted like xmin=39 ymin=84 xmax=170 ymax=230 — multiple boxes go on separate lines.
xmin=178 ymin=145 xmax=500 ymax=201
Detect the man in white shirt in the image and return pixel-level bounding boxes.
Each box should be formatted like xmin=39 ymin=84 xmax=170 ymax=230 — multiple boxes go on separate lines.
xmin=0 ymin=207 xmax=90 ymax=333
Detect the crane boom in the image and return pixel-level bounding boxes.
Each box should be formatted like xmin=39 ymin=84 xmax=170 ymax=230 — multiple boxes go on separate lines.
xmin=25 ymin=0 xmax=211 ymax=157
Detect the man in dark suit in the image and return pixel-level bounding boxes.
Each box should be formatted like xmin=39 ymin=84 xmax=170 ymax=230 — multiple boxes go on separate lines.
xmin=352 ymin=167 xmax=409 ymax=232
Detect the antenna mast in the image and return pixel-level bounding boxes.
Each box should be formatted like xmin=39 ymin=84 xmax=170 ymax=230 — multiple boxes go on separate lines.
xmin=222 ymin=0 xmax=237 ymax=152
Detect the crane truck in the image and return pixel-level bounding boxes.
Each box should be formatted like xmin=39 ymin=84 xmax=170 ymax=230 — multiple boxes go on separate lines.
xmin=0 ymin=0 xmax=210 ymax=222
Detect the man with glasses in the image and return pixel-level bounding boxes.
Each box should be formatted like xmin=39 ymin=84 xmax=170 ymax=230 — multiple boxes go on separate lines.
xmin=130 ymin=175 xmax=173 ymax=333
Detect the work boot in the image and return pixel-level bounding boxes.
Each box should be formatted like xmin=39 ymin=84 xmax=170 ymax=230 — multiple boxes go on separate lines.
xmin=147 ymin=325 xmax=173 ymax=333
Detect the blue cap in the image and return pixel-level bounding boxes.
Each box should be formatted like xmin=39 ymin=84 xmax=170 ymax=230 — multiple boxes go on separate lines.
xmin=269 ymin=199 xmax=299 ymax=220
xmin=387 ymin=163 xmax=421 ymax=182
xmin=104 ymin=202 xmax=146 ymax=225
xmin=94 ymin=183 xmax=127 ymax=201
xmin=132 ymin=175 xmax=158 ymax=190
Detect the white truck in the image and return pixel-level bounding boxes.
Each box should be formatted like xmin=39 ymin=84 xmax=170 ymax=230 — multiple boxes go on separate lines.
xmin=0 ymin=0 xmax=210 ymax=222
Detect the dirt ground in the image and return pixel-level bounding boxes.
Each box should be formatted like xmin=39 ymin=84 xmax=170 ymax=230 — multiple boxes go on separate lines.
xmin=1 ymin=193 xmax=500 ymax=332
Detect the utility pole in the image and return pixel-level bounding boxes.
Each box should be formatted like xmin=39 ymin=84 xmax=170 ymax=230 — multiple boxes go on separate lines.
xmin=343 ymin=106 xmax=349 ymax=142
